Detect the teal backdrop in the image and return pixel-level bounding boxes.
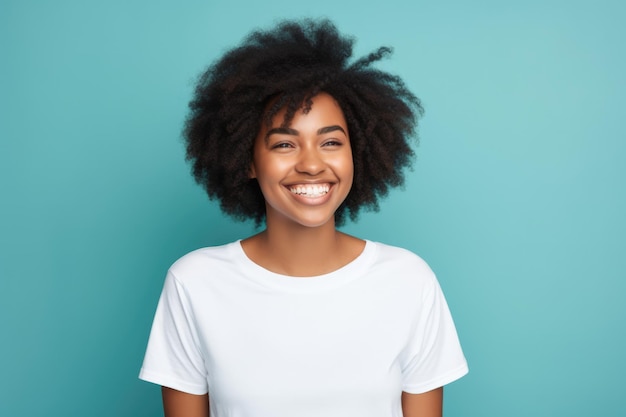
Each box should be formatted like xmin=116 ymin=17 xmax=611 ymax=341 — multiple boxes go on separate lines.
xmin=1 ymin=0 xmax=624 ymax=416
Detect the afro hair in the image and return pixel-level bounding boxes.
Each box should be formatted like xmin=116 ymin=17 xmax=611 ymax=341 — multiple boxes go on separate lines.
xmin=184 ymin=18 xmax=423 ymax=225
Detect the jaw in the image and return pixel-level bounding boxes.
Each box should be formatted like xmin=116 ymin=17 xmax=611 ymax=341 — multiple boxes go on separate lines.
xmin=260 ymin=183 xmax=342 ymax=229
xmin=265 ymin=203 xmax=338 ymax=230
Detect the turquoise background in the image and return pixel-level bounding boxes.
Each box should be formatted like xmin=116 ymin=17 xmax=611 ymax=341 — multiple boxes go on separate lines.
xmin=1 ymin=0 xmax=624 ymax=415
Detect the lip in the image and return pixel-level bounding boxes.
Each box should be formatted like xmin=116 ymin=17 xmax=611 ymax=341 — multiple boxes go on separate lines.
xmin=284 ymin=180 xmax=334 ymax=186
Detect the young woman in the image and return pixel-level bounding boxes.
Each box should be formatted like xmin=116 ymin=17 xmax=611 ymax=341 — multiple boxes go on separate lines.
xmin=140 ymin=19 xmax=468 ymax=417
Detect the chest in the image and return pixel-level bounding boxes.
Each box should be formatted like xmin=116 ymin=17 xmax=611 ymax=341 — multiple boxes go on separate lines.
xmin=190 ymin=283 xmax=416 ymax=416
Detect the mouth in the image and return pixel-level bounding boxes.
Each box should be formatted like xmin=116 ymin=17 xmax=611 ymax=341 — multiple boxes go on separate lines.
xmin=288 ymin=183 xmax=331 ymax=198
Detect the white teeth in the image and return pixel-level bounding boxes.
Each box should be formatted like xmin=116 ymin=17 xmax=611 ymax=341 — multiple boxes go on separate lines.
xmin=289 ymin=184 xmax=330 ymax=197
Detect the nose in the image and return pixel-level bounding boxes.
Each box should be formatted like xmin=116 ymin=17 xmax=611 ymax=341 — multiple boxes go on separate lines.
xmin=295 ymin=147 xmax=325 ymax=176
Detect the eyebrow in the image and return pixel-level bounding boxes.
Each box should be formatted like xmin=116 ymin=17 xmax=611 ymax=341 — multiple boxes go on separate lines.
xmin=264 ymin=125 xmax=347 ymax=141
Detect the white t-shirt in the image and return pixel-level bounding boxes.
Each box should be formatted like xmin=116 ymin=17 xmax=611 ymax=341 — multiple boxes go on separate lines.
xmin=140 ymin=240 xmax=468 ymax=417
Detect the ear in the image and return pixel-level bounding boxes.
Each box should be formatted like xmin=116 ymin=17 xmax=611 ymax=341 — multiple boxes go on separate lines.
xmin=249 ymin=162 xmax=256 ymax=179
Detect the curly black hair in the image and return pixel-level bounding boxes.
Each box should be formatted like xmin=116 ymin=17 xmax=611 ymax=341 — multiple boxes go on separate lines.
xmin=184 ymin=18 xmax=423 ymax=225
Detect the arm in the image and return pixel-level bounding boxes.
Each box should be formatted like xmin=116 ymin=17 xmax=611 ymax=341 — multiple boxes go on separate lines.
xmin=401 ymin=387 xmax=443 ymax=417
xmin=162 ymin=386 xmax=209 ymax=417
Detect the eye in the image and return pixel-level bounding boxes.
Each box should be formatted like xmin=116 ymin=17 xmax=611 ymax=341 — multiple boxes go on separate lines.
xmin=271 ymin=142 xmax=294 ymax=150
xmin=322 ymin=139 xmax=343 ymax=147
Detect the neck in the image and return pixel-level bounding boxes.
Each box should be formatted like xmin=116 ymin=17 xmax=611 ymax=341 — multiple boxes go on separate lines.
xmin=242 ymin=216 xmax=363 ymax=277
xmin=265 ymin=217 xmax=342 ymax=276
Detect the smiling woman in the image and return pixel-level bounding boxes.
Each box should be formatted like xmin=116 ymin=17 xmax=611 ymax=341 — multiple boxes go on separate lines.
xmin=139 ymin=18 xmax=468 ymax=417
xmin=250 ymin=93 xmax=354 ymax=232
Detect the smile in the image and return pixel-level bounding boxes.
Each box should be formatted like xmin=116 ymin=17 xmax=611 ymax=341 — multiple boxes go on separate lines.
xmin=289 ymin=184 xmax=330 ymax=198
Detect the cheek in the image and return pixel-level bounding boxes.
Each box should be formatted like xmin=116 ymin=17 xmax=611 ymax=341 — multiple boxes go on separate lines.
xmin=339 ymin=150 xmax=355 ymax=178
xmin=346 ymin=165 xmax=355 ymax=189
xmin=344 ymin=153 xmax=355 ymax=190
xmin=252 ymin=155 xmax=288 ymax=187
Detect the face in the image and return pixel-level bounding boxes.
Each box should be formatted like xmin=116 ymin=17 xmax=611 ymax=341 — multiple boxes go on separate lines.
xmin=250 ymin=93 xmax=354 ymax=229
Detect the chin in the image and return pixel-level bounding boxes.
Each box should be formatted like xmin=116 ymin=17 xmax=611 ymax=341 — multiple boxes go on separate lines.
xmin=269 ymin=210 xmax=337 ymax=229
xmin=291 ymin=215 xmax=336 ymax=229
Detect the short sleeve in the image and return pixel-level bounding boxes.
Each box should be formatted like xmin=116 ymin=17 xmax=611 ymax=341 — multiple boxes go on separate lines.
xmin=139 ymin=271 xmax=208 ymax=394
xmin=401 ymin=274 xmax=468 ymax=393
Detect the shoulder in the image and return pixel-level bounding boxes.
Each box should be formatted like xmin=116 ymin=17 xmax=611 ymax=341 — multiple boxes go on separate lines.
xmin=366 ymin=241 xmax=438 ymax=291
xmin=370 ymin=241 xmax=434 ymax=275
xmin=167 ymin=240 xmax=242 ymax=285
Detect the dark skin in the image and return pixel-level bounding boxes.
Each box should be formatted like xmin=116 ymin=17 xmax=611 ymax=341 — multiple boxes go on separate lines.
xmin=162 ymin=95 xmax=444 ymax=416
xmin=162 ymin=388 xmax=208 ymax=417
xmin=161 ymin=387 xmax=444 ymax=417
